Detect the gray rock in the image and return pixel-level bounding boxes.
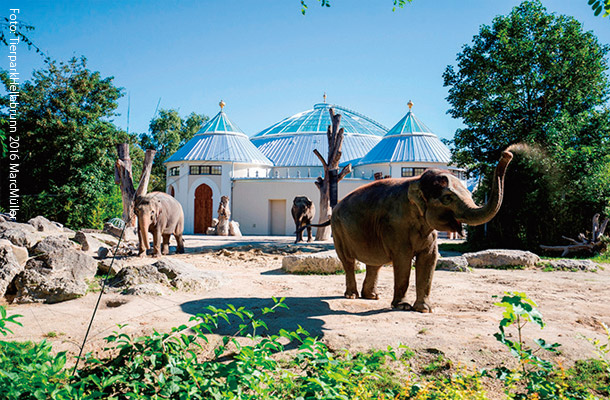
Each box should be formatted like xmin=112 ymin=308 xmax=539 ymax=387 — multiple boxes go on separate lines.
xmin=0 ymin=246 xmax=24 ymax=296
xmin=0 ymin=238 xmax=28 ymax=267
xmin=541 ymin=259 xmax=600 ymax=272
xmin=436 ymin=256 xmax=470 ymax=272
xmin=463 ymin=249 xmax=541 ymax=269
xmin=97 ymin=258 xmax=124 ymax=276
xmin=74 ymin=231 xmax=107 ymax=255
xmin=13 ymin=248 xmax=97 ymax=303
xmin=111 ymin=264 xmax=171 ymax=288
xmin=98 ymin=247 xmax=110 ymax=259
xmin=32 ymin=235 xmax=74 ymax=255
xmin=282 ymin=250 xmax=364 ymax=274
xmin=0 ymin=221 xmax=43 ymax=248
xmin=103 ymin=223 xmax=138 ymax=242
xmin=123 ymin=284 xmax=165 ymax=296
xmin=206 ymin=227 xmax=217 ymax=235
xmin=154 ymin=258 xmax=224 ymax=291
xmin=28 ymin=216 xmax=63 ymax=233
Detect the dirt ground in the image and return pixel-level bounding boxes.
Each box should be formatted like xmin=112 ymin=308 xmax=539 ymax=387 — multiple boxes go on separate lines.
xmin=4 ymin=235 xmax=610 ymax=373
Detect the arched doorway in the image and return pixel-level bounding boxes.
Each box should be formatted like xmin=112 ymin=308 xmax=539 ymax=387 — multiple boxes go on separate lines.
xmin=194 ymin=184 xmax=213 ymax=234
xmin=168 ymin=185 xmax=175 ymax=197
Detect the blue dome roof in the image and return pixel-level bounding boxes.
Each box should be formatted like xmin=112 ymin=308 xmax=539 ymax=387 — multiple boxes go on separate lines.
xmin=251 ymin=103 xmax=387 ymax=167
xmin=165 ymin=110 xmax=272 ymax=165
xmin=358 ymin=110 xmax=452 ymax=166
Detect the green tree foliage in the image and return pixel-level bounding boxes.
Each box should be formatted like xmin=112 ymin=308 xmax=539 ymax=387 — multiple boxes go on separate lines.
xmin=0 ymin=57 xmax=132 ymax=228
xmin=140 ymin=109 xmax=207 ymax=192
xmin=586 ymin=0 xmax=610 ymax=18
xmin=443 ymin=0 xmax=610 ymax=250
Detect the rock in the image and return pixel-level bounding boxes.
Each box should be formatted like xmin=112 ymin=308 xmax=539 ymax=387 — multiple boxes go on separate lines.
xmin=541 ymin=259 xmax=600 ymax=272
xmin=103 ymin=223 xmax=138 ymax=242
xmin=13 ymin=248 xmax=97 ymax=303
xmin=282 ymin=250 xmax=364 ymax=274
xmin=153 ymin=258 xmax=224 ymax=291
xmin=74 ymin=231 xmax=90 ymax=251
xmin=98 ymin=247 xmax=110 ymax=259
xmin=206 ymin=227 xmax=217 ymax=235
xmin=211 ymin=218 xmax=219 ymax=228
xmin=27 ymin=216 xmax=64 ymax=233
xmin=0 ymin=221 xmax=43 ymax=248
xmin=74 ymin=230 xmax=108 ymax=255
xmin=463 ymin=249 xmax=541 ymax=269
xmin=0 ymin=245 xmax=24 ymax=296
xmin=0 ymin=239 xmax=28 ymax=267
xmin=123 ymin=284 xmax=165 ymax=296
xmin=436 ymin=256 xmax=470 ymax=272
xmin=97 ymin=258 xmax=124 ymax=276
xmin=229 ymin=221 xmax=242 ymax=237
xmin=111 ymin=264 xmax=171 ymax=288
xmin=32 ymin=235 xmax=75 ymax=255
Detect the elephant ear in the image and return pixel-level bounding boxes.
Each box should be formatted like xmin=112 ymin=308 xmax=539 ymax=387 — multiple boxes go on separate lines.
xmin=408 ymin=181 xmax=427 ymax=217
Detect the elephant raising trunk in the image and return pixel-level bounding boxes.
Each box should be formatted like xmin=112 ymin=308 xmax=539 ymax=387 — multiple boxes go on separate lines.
xmin=454 ymin=151 xmax=513 ymax=226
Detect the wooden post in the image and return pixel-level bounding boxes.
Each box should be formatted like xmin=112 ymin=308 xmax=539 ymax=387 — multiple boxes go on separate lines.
xmin=313 ymin=108 xmax=352 ymax=241
xmin=114 ymin=143 xmax=156 ymax=227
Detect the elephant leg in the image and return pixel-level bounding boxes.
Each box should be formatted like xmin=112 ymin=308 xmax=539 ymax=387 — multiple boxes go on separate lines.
xmin=412 ymin=247 xmax=438 ymax=313
xmin=295 ymin=223 xmax=302 ymax=243
xmin=306 ymin=226 xmax=313 ymax=242
xmin=162 ymin=234 xmax=170 ymax=255
xmin=336 ymin=245 xmax=358 ymax=299
xmin=361 ymin=265 xmax=382 ymax=299
xmin=152 ymin=229 xmax=162 ymax=257
xmin=137 ymin=225 xmax=149 ymax=257
xmin=175 ymin=233 xmax=185 ymax=254
xmin=391 ymin=252 xmax=414 ymax=310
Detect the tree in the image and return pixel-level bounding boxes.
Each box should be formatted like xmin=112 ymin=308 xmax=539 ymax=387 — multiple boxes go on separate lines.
xmin=0 ymin=57 xmax=129 ymax=228
xmin=585 ymin=0 xmax=610 ymax=19
xmin=443 ymin=0 xmax=610 ymax=250
xmin=140 ymin=109 xmax=208 ymax=192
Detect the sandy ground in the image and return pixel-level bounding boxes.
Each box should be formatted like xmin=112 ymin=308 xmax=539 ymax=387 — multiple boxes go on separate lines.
xmin=4 ymin=235 xmax=610 ymax=373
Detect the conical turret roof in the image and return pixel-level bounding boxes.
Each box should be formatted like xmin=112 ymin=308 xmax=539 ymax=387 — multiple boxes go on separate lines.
xmin=358 ymin=104 xmax=451 ymax=166
xmin=165 ymin=106 xmax=272 ymax=165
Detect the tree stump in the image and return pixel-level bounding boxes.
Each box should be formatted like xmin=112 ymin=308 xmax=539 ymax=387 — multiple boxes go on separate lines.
xmin=114 ymin=143 xmax=156 ymax=227
xmin=216 ymin=196 xmax=231 ymax=236
xmin=313 ymin=108 xmax=352 ymax=241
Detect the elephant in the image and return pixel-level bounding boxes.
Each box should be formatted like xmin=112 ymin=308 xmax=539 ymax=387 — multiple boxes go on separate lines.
xmin=291 ymin=196 xmax=316 ymax=243
xmin=305 ymin=150 xmax=513 ymax=312
xmin=134 ymin=192 xmax=185 ymax=257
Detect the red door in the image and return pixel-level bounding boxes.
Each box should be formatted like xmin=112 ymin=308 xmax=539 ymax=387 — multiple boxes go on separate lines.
xmin=169 ymin=185 xmax=175 ymax=197
xmin=194 ymin=184 xmax=213 ymax=234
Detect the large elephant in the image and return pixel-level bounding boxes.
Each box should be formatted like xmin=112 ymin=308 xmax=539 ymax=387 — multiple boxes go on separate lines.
xmin=291 ymin=196 xmax=316 ymax=243
xmin=134 ymin=192 xmax=185 ymax=257
xmin=320 ymin=151 xmax=513 ymax=312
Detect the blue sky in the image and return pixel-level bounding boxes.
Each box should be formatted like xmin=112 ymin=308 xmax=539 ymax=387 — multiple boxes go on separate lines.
xmin=9 ymin=0 xmax=610 ymax=141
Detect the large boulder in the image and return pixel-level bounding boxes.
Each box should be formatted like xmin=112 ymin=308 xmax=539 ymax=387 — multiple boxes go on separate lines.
xmin=74 ymin=230 xmax=108 ymax=255
xmin=111 ymin=264 xmax=171 ymax=288
xmin=436 ymin=256 xmax=470 ymax=272
xmin=28 ymin=216 xmax=63 ymax=233
xmin=154 ymin=258 xmax=224 ymax=291
xmin=13 ymin=247 xmax=98 ymax=303
xmin=0 ymin=239 xmax=28 ymax=267
xmin=0 ymin=221 xmax=43 ymax=249
xmin=282 ymin=250 xmax=364 ymax=274
xmin=31 ymin=235 xmax=75 ymax=255
xmin=463 ymin=249 xmax=541 ymax=269
xmin=0 ymin=245 xmax=24 ymax=297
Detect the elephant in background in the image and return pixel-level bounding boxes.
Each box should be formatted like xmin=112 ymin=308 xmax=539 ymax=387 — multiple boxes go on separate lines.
xmin=135 ymin=192 xmax=185 ymax=257
xmin=291 ymin=196 xmax=315 ymax=243
xmin=326 ymin=150 xmax=513 ymax=312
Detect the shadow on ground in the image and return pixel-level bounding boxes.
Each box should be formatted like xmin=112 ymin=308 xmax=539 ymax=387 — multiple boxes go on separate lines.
xmin=180 ymin=296 xmax=390 ymax=341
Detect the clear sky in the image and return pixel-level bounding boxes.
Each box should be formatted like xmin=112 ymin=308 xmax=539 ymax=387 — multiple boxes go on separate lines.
xmin=8 ymin=0 xmax=610 ymax=141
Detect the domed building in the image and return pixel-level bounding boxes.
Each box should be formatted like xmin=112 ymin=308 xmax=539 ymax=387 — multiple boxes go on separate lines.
xmin=166 ymin=99 xmax=463 ymax=235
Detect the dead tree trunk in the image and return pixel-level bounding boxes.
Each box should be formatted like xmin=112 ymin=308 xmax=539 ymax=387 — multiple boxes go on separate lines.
xmin=313 ymin=108 xmax=352 ymax=241
xmin=540 ymin=213 xmax=609 ymax=256
xmin=114 ymin=143 xmax=156 ymax=227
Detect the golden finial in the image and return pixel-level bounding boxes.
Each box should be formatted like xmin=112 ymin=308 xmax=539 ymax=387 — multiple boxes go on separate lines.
xmin=407 ymin=100 xmax=413 ymax=110
xmin=323 ymin=92 xmax=327 ymax=103
xmin=219 ymin=100 xmax=225 ymax=110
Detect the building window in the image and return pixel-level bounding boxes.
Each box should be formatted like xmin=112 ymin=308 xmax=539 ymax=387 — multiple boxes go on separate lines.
xmin=401 ymin=167 xmax=426 ymax=177
xmin=169 ymin=167 xmax=180 ymax=176
xmin=190 ymin=165 xmax=222 ymax=175
xmin=451 ymin=170 xmax=466 ymax=180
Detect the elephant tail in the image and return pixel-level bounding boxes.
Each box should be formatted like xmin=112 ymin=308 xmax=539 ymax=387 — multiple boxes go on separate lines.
xmin=295 ymin=220 xmax=330 ymax=234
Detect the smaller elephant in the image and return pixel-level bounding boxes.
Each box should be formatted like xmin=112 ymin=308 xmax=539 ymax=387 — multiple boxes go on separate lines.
xmin=135 ymin=192 xmax=185 ymax=257
xmin=291 ymin=196 xmax=315 ymax=243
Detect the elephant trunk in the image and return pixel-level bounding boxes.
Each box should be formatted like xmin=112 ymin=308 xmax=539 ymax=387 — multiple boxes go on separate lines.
xmin=456 ymin=150 xmax=513 ymax=226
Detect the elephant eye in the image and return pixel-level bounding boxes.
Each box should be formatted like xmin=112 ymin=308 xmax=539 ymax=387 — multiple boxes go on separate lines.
xmin=440 ymin=194 xmax=452 ymax=205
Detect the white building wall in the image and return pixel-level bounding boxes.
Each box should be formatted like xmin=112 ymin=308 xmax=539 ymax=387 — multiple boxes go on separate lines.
xmin=232 ymin=178 xmax=367 ymax=235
